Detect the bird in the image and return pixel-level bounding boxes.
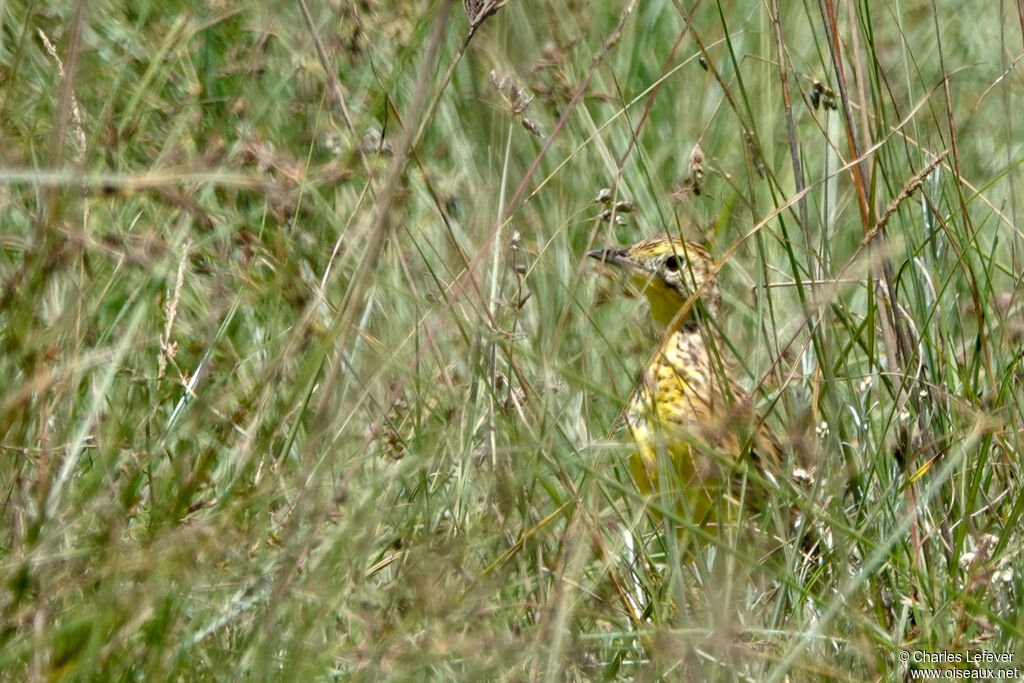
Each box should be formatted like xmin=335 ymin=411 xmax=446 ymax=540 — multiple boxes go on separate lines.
xmin=588 ymin=235 xmax=782 ymax=547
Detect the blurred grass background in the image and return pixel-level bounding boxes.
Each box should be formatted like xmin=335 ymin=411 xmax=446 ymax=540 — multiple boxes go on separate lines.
xmin=2 ymin=0 xmax=1023 ymax=679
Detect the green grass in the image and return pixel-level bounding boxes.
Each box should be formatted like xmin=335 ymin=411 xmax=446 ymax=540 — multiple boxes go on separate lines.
xmin=2 ymin=0 xmax=1024 ymax=679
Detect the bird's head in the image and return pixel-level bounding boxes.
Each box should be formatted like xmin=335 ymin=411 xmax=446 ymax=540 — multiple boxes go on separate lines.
xmin=588 ymin=236 xmax=720 ymax=328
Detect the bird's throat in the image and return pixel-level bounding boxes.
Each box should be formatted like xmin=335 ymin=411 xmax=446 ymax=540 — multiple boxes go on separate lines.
xmin=643 ymin=286 xmax=689 ymax=328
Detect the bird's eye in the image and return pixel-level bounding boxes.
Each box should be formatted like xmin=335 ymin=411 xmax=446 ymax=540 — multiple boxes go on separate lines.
xmin=664 ymin=255 xmax=682 ymax=272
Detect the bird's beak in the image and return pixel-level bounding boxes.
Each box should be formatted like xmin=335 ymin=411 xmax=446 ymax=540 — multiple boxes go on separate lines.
xmin=587 ymin=247 xmax=628 ymax=266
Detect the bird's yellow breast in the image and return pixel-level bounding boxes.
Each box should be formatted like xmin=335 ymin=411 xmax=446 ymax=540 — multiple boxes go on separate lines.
xmin=625 ymin=328 xmax=739 ymax=517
